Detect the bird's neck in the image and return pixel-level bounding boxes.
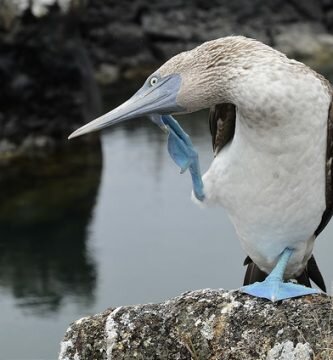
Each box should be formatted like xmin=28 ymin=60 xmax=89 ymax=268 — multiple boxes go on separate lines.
xmin=216 ymin=56 xmax=290 ymax=107
xmin=225 ymin=57 xmax=330 ymax=155
xmin=198 ymin=38 xmax=289 ymax=108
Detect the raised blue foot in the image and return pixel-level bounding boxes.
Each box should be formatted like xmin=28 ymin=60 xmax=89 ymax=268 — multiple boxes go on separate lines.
xmin=160 ymin=115 xmax=205 ymax=201
xmin=241 ymin=248 xmax=320 ymax=302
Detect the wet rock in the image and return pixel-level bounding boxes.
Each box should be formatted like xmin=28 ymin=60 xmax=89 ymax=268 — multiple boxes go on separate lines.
xmin=81 ymin=0 xmax=331 ymax=68
xmin=95 ymin=63 xmax=120 ymax=85
xmin=287 ymin=0 xmax=323 ymax=21
xmin=326 ymin=9 xmax=333 ymax=30
xmin=274 ymin=22 xmax=330 ymax=56
xmin=142 ymin=10 xmax=194 ymax=41
xmin=0 ymin=0 xmax=73 ymax=19
xmin=59 ymin=289 xmax=333 ymax=360
xmin=274 ymin=22 xmax=333 ymax=70
xmin=18 ymin=135 xmax=55 ymax=153
xmin=0 ymin=139 xmax=16 ymax=153
xmin=0 ymin=5 xmax=101 ymax=151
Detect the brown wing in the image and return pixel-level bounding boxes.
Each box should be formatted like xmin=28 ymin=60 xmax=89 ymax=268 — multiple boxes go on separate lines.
xmin=209 ymin=103 xmax=236 ymax=156
xmin=314 ymin=96 xmax=333 ymax=236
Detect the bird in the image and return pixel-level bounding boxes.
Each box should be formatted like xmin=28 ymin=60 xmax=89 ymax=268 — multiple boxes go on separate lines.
xmin=69 ymin=36 xmax=331 ymax=302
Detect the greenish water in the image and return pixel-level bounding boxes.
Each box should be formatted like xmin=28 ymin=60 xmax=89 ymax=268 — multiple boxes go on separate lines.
xmin=1 ymin=69 xmax=333 ymax=359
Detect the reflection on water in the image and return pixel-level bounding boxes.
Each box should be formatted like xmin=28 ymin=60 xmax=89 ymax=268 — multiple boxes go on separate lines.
xmin=0 ymin=144 xmax=101 ymax=314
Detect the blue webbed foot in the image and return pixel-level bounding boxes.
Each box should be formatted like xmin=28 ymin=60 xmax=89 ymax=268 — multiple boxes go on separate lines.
xmin=167 ymin=126 xmax=195 ymax=173
xmin=160 ymin=115 xmax=205 ymax=201
xmin=241 ymin=278 xmax=319 ymax=302
xmin=241 ymin=248 xmax=320 ymax=302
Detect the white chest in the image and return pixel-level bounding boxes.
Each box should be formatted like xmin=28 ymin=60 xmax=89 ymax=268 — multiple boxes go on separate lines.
xmin=199 ymin=72 xmax=330 ymax=276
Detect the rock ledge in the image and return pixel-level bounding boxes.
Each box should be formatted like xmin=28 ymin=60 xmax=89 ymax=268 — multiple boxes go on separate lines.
xmin=59 ymin=289 xmax=333 ymax=360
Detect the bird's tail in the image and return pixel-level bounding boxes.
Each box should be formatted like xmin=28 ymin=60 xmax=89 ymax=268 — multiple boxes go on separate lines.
xmin=243 ymin=255 xmax=326 ymax=292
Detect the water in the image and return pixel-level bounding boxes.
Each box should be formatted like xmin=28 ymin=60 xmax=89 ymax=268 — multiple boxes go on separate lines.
xmin=1 ymin=84 xmax=333 ymax=360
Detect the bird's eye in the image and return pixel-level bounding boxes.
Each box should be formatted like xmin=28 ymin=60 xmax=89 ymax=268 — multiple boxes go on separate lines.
xmin=149 ymin=76 xmax=158 ymax=86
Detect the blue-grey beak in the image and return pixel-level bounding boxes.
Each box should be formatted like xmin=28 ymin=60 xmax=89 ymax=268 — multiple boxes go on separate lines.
xmin=68 ymin=74 xmax=183 ymax=139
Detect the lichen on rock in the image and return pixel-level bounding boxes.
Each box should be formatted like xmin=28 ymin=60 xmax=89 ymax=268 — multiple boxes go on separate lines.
xmin=59 ymin=289 xmax=333 ymax=360
xmin=266 ymin=341 xmax=313 ymax=360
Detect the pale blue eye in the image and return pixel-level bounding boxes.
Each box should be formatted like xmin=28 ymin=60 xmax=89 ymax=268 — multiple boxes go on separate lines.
xmin=149 ymin=76 xmax=158 ymax=86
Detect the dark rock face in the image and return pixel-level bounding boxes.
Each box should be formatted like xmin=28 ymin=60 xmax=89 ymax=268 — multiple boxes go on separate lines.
xmin=0 ymin=6 xmax=101 ymax=149
xmin=59 ymin=289 xmax=333 ymax=360
xmin=81 ymin=0 xmax=333 ymax=69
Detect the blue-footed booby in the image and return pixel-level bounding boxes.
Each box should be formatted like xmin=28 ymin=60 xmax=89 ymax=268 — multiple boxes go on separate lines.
xmin=69 ymin=36 xmax=331 ymax=302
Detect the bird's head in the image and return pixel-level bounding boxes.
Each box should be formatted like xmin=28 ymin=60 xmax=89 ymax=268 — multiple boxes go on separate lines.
xmin=68 ymin=36 xmax=254 ymax=139
xmin=69 ymin=43 xmax=222 ymax=139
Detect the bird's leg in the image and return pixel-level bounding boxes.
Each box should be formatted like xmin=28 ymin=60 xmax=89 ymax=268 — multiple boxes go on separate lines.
xmin=160 ymin=115 xmax=205 ymax=201
xmin=241 ymin=248 xmax=320 ymax=302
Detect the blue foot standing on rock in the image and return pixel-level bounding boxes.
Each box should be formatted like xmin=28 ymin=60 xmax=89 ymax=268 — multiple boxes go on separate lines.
xmin=69 ymin=36 xmax=329 ymax=301
xmin=241 ymin=248 xmax=320 ymax=302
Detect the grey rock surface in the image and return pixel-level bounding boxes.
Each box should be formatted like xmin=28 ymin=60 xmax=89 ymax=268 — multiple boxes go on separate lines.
xmin=59 ymin=289 xmax=333 ymax=360
xmin=80 ymin=0 xmax=333 ymax=70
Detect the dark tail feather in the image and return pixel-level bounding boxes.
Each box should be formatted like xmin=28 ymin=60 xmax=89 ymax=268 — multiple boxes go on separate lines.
xmin=295 ymin=270 xmax=311 ymax=288
xmin=306 ymin=255 xmax=326 ymax=292
xmin=243 ymin=255 xmax=326 ymax=292
xmin=243 ymin=257 xmax=267 ymax=285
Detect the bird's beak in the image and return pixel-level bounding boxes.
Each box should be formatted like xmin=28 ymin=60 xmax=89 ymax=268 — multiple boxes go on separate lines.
xmin=68 ymin=74 xmax=183 ymax=139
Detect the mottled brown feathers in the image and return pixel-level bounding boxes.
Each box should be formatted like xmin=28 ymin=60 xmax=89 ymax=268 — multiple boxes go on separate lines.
xmin=159 ymin=36 xmax=283 ymax=78
xmin=158 ymin=36 xmax=295 ymax=113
